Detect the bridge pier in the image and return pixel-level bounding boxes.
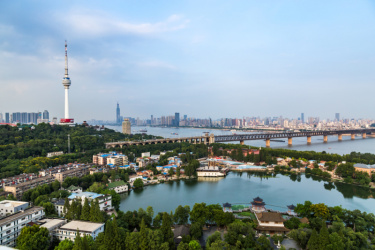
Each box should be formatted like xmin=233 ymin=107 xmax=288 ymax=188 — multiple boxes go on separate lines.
xmin=363 ymin=133 xmax=367 ymax=139
xmin=307 ymin=136 xmax=311 ymax=144
xmin=266 ymin=139 xmax=270 ymax=147
xmin=240 ymin=140 xmax=244 ymax=145
xmin=323 ymin=135 xmax=328 ymax=143
xmin=288 ymin=137 xmax=292 ymax=146
xmin=338 ymin=134 xmax=342 ymax=141
xmin=351 ymin=134 xmax=355 ymax=140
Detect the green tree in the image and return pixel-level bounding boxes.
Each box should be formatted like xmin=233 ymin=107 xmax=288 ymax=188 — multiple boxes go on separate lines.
xmin=189 ymin=240 xmax=202 ymax=250
xmin=174 ymin=205 xmax=190 ymax=225
xmin=55 ymin=239 xmax=74 ymax=250
xmin=139 ymin=218 xmax=150 ymax=250
xmin=190 ymin=203 xmax=209 ymax=225
xmin=327 ymin=232 xmax=345 ymax=250
xmin=63 ymin=197 xmax=70 ymax=216
xmin=160 ymin=212 xmax=174 ymax=248
xmin=16 ymin=224 xmax=50 ymax=250
xmin=307 ymin=229 xmax=320 ymax=250
xmin=89 ymin=199 xmax=103 ymax=222
xmin=190 ymin=222 xmax=203 ymax=240
xmin=80 ymin=198 xmax=90 ymax=221
xmin=319 ymin=222 xmax=330 ymax=248
xmin=72 ymin=230 xmax=82 ymax=250
xmin=133 ymin=178 xmax=144 ymax=189
xmin=52 ymin=180 xmax=61 ymax=191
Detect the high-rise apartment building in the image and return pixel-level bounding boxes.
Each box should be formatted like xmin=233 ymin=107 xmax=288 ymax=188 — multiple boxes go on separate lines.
xmin=43 ymin=110 xmax=49 ymax=121
xmin=116 ymin=103 xmax=121 ymax=124
xmin=175 ymin=112 xmax=180 ymax=127
xmin=122 ymin=118 xmax=131 ymax=134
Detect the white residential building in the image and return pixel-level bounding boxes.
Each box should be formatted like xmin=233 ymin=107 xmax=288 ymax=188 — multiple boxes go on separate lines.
xmin=107 ymin=181 xmax=128 ymax=194
xmin=54 ymin=220 xmax=104 ymax=241
xmin=68 ymin=192 xmax=112 ymax=211
xmin=0 ymin=200 xmax=29 ymax=217
xmin=53 ymin=199 xmax=66 ymax=217
xmin=0 ymin=207 xmax=45 ymax=247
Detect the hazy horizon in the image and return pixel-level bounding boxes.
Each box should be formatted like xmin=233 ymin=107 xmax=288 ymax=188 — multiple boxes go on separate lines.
xmin=1 ymin=1 xmax=375 ymax=122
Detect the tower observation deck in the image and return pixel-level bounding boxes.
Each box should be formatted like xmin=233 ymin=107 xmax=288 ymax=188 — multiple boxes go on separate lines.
xmin=60 ymin=41 xmax=74 ymax=125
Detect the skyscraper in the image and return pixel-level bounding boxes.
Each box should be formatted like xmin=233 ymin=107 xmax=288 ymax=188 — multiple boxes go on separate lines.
xmin=5 ymin=113 xmax=9 ymax=123
xmin=301 ymin=113 xmax=305 ymax=123
xmin=60 ymin=41 xmax=74 ymax=124
xmin=175 ymin=112 xmax=180 ymax=127
xmin=43 ymin=110 xmax=49 ymax=121
xmin=116 ymin=103 xmax=121 ymax=124
xmin=335 ymin=113 xmax=340 ymax=121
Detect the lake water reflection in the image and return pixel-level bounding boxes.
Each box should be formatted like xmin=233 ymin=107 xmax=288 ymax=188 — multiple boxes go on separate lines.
xmin=119 ymin=172 xmax=375 ymax=214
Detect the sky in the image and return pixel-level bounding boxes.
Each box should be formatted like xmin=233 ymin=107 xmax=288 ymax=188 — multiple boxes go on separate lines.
xmin=1 ymin=0 xmax=375 ymax=122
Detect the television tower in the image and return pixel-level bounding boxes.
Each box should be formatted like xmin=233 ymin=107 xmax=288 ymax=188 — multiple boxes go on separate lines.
xmin=60 ymin=41 xmax=74 ymax=124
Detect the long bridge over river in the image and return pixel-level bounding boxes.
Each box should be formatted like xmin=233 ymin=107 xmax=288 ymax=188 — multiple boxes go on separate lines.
xmin=105 ymin=129 xmax=375 ymax=149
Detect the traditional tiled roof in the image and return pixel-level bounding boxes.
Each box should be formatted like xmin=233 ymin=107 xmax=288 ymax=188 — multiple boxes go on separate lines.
xmin=223 ymin=202 xmax=231 ymax=208
xmin=287 ymin=204 xmax=296 ymax=210
xmin=257 ymin=212 xmax=285 ymax=222
xmin=256 ymin=225 xmax=290 ymax=232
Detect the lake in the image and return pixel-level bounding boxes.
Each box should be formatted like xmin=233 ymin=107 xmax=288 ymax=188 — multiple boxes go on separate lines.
xmin=119 ymin=172 xmax=375 ymax=214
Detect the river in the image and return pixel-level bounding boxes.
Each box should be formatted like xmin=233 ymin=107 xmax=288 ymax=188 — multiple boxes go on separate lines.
xmin=107 ymin=125 xmax=375 ymax=155
xmin=119 ymin=172 xmax=375 ymax=214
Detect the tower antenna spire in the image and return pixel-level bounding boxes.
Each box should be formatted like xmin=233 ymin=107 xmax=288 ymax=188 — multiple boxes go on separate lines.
xmin=65 ymin=40 xmax=69 ymax=77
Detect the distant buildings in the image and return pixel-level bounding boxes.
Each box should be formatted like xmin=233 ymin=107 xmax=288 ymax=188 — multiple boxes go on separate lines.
xmin=0 ymin=111 xmax=50 ymax=124
xmin=122 ymin=118 xmax=131 ymax=134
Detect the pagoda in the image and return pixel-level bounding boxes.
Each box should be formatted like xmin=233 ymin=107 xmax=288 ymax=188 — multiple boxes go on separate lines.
xmin=251 ymin=196 xmax=266 ymax=212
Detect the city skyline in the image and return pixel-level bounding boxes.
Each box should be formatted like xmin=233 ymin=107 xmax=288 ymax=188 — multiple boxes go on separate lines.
xmin=1 ymin=1 xmax=375 ymax=121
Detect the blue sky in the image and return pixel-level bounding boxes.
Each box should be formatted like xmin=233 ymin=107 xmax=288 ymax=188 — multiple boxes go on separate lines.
xmin=1 ymin=0 xmax=375 ymax=122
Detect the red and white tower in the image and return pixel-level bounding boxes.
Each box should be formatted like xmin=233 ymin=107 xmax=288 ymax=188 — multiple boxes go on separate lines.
xmin=60 ymin=41 xmax=74 ymax=124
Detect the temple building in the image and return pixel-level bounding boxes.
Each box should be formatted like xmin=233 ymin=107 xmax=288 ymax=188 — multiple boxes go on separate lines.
xmin=223 ymin=202 xmax=232 ymax=212
xmin=251 ymin=197 xmax=266 ymax=213
xmin=287 ymin=204 xmax=297 ymax=216
xmin=255 ymin=212 xmax=290 ymax=236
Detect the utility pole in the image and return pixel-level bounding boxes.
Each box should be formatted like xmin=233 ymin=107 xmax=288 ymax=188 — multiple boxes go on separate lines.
xmin=68 ymin=134 xmax=71 ymax=154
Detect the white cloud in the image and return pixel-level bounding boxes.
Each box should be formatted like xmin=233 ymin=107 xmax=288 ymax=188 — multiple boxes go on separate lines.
xmin=62 ymin=10 xmax=189 ymax=37
xmin=138 ymin=60 xmax=177 ymax=70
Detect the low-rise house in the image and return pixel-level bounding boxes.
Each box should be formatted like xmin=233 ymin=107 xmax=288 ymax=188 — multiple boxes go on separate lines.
xmin=68 ymin=192 xmax=112 ymax=211
xmin=0 ymin=206 xmax=45 ymax=247
xmin=107 ymin=181 xmax=128 ymax=194
xmin=54 ymin=220 xmax=104 ymax=241
xmin=53 ymin=199 xmax=65 ymax=217
xmin=354 ymin=163 xmax=375 ymax=175
xmin=173 ymin=225 xmax=190 ymax=245
xmin=0 ymin=200 xmax=29 ymax=217
xmin=255 ymin=212 xmax=290 ymax=235
xmin=66 ymin=185 xmax=82 ymax=193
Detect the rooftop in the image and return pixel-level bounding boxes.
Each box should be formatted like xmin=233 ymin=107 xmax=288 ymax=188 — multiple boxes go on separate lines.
xmin=59 ymin=220 xmax=104 ymax=233
xmin=0 ymin=206 xmax=44 ymax=227
xmin=68 ymin=192 xmax=103 ymax=200
xmin=38 ymin=218 xmax=66 ymax=231
xmin=256 ymin=212 xmax=286 ymax=222
xmin=0 ymin=200 xmax=28 ymax=207
xmin=107 ymin=180 xmax=127 ymax=189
